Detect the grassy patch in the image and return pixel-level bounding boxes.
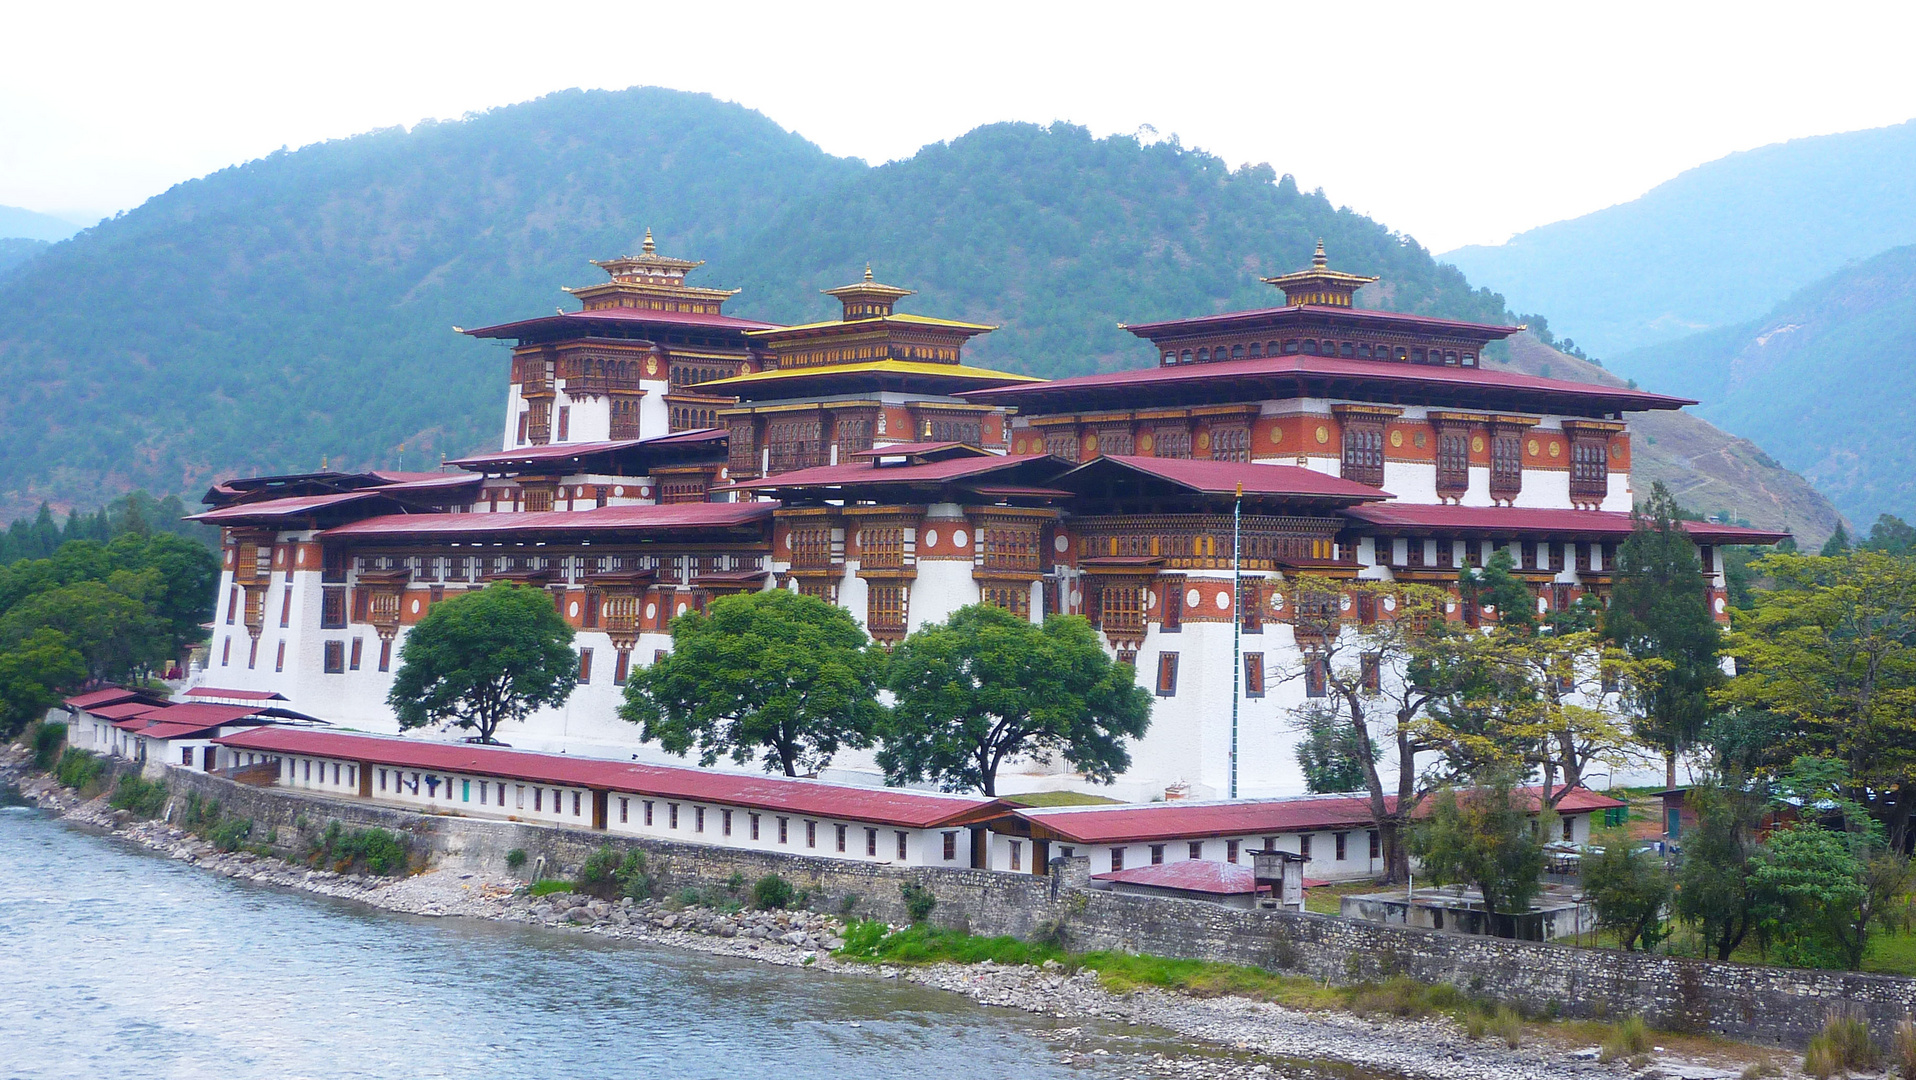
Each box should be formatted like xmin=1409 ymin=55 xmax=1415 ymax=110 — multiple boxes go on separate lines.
xmin=108 ymin=774 xmax=167 ymax=819
xmin=529 ymin=879 xmax=575 ymax=898
xmin=1303 ymin=878 xmax=1384 ymax=916
xmin=29 ymin=721 xmax=66 ymax=771
xmin=53 ymin=748 xmax=106 ymax=794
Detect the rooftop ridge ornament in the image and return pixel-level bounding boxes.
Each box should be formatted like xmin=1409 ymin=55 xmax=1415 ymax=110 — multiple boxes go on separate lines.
xmin=1260 ymin=241 xmax=1378 ymax=308
xmin=824 ymin=263 xmax=915 ymax=321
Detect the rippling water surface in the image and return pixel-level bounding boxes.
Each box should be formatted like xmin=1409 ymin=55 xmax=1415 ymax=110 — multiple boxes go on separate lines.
xmin=0 ymin=798 xmax=1152 ymax=1080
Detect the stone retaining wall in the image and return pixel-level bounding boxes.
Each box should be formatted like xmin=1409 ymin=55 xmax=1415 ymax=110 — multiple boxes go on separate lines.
xmin=139 ymin=763 xmax=1916 ymax=1048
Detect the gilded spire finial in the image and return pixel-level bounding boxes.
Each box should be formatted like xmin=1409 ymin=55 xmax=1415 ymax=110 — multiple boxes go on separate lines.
xmin=864 ymin=262 xmax=874 ymax=282
xmin=1313 ymin=239 xmax=1327 ymax=268
xmin=642 ymin=228 xmax=656 ymax=255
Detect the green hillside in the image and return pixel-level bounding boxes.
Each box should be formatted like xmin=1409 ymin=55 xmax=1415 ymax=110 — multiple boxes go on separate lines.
xmin=0 ymin=239 xmax=46 ymax=282
xmin=0 ymin=85 xmax=1840 ymax=539
xmin=1610 ymin=244 xmax=1916 ymax=524
xmin=1443 ymin=119 xmax=1916 ymax=356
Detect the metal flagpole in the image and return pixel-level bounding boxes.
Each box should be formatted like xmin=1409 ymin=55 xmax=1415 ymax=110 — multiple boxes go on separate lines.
xmin=1231 ymin=482 xmax=1242 ymax=799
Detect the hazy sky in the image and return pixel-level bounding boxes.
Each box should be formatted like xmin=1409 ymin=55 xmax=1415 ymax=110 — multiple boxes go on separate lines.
xmin=5 ymin=1 xmax=1914 ymax=253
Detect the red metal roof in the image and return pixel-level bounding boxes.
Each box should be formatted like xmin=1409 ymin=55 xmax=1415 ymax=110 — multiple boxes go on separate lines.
xmin=726 ymin=454 xmax=1054 ymax=492
xmin=1078 ymin=456 xmax=1392 ymax=502
xmin=87 ymin=701 xmax=168 ymax=722
xmin=184 ymin=687 xmax=288 ymax=701
xmin=187 ymin=490 xmax=388 ymax=523
xmin=1017 ymin=786 xmax=1623 ymax=844
xmin=1343 ymin=503 xmax=1792 ymax=544
xmin=1122 ymin=303 xmax=1525 ymax=339
xmin=462 ymin=308 xmax=780 ymax=339
xmin=447 ymin=429 xmax=726 ymax=470
xmin=318 ymin=501 xmax=774 ymax=540
xmin=849 ymin=442 xmax=983 ymax=459
xmin=962 ymin=354 xmax=1694 ymax=412
xmin=370 ymin=473 xmax=484 ymax=493
xmin=64 ymin=687 xmax=144 ymax=710
xmin=213 ymin=728 xmax=986 ymax=828
xmin=1093 ymin=859 xmax=1264 ymax=894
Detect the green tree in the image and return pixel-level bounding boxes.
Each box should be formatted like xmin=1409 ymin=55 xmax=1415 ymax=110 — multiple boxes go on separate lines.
xmin=1458 ymin=548 xmax=1536 ymax=633
xmin=1581 ymin=828 xmax=1672 ymax=951
xmin=387 ymin=583 xmax=579 ymax=744
xmin=1718 ymin=550 xmax=1916 ymax=851
xmin=1819 ymin=524 xmax=1852 ymax=557
xmin=1294 ymin=704 xmax=1371 ymax=793
xmin=1861 ymin=514 xmax=1916 ymax=556
xmin=108 ymin=532 xmax=219 ymax=656
xmin=1673 ymin=778 xmax=1775 ymax=961
xmin=1605 ymin=481 xmax=1724 ymax=789
xmin=879 ymin=605 xmax=1151 ymax=796
xmin=0 ymin=627 xmax=86 ymax=737
xmin=0 ymin=579 xmax=166 ymax=683
xmin=620 ymin=589 xmax=884 ymax=777
xmin=1408 ymin=770 xmax=1550 ymax=921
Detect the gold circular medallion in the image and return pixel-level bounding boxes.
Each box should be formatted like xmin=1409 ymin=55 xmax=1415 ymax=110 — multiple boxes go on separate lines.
xmin=1138 ymin=433 xmax=1155 ymax=453
xmin=1414 ymin=430 xmax=1427 ymax=448
xmin=1314 ymin=425 xmax=1329 ymax=445
xmin=1610 ymin=442 xmax=1622 ymax=459
xmin=1470 ymin=435 xmax=1484 ymax=454
xmin=645 ymin=357 xmax=659 ymax=377
xmin=1196 ymin=431 xmax=1211 ymax=451
xmin=1084 ymin=434 xmax=1099 ymax=454
xmin=1270 ymin=426 xmax=1283 ymax=444
xmin=1527 ymin=438 xmax=1540 ymax=456
xmin=1549 ymin=442 xmax=1561 ymax=459
xmin=1389 ymin=430 xmax=1403 ymax=448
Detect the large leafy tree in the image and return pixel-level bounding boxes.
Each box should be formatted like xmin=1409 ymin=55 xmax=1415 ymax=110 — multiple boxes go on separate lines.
xmin=387 ymin=583 xmax=579 ymax=744
xmin=879 ymin=605 xmax=1151 ymax=796
xmin=0 ymin=578 xmax=167 ymax=683
xmin=620 ymin=589 xmax=884 ymax=777
xmin=0 ymin=627 xmax=86 ymax=737
xmin=1408 ymin=770 xmax=1550 ymax=920
xmin=1718 ymin=549 xmax=1916 ymax=851
xmin=1605 ymin=481 xmax=1724 ymax=788
xmin=1673 ymin=777 xmax=1775 ymax=961
xmin=1580 ymin=828 xmax=1672 ymax=951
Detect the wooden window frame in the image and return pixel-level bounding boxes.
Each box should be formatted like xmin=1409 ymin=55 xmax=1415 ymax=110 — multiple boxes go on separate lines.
xmin=1155 ymin=652 xmax=1179 ymax=697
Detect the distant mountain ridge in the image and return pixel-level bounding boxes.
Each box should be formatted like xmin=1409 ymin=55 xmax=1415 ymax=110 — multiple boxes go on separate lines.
xmin=1609 ymin=244 xmax=1916 ymax=526
xmin=0 ymin=205 xmax=80 ymax=243
xmin=1443 ymin=119 xmax=1916 ymax=356
xmin=0 ymin=85 xmax=1843 ymax=541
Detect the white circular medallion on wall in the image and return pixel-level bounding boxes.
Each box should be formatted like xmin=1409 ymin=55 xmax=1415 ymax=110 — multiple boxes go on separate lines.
xmin=1537 ymin=597 xmax=1549 ymax=614
xmin=1145 ymin=591 xmax=1156 ymax=609
xmin=1214 ymin=591 xmax=1230 ymax=611
xmin=1069 ymin=589 xmax=1082 ymax=606
xmin=677 ymin=603 xmax=688 ymax=616
xmin=645 ymin=603 xmax=657 ymax=620
xmin=411 ymin=599 xmax=421 ymax=614
xmin=1339 ymin=595 xmax=1352 ymax=611
xmin=784 ymin=533 xmax=794 ymax=550
xmin=1053 ymin=534 xmax=1069 ymax=554
xmin=613 ymin=486 xmax=625 ymax=497
xmin=952 ymin=529 xmax=968 ymax=548
xmin=1714 ymin=597 xmax=1727 ymax=613
xmin=1271 ymin=593 xmax=1285 ymax=611
xmin=923 ymin=529 xmax=938 ymax=548
xmin=640 ymin=486 xmax=653 ymax=499
xmin=1382 ymin=595 xmax=1396 ymax=612
xmin=1445 ymin=602 xmax=1457 ymax=613
xmin=1185 ymin=588 xmax=1201 ymax=608
xmin=568 ymin=601 xmax=580 ymax=617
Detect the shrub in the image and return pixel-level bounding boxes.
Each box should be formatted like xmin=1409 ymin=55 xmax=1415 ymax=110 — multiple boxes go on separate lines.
xmin=1464 ymin=1011 xmax=1488 ymax=1040
xmin=109 ymin=774 xmax=168 ymax=819
xmin=529 ymin=879 xmax=574 ymax=897
xmin=1491 ymin=1006 xmax=1523 ymax=1048
xmin=1892 ymin=1016 xmax=1916 ymax=1080
xmin=29 ymin=722 xmax=66 ymax=771
xmin=301 ymin=820 xmax=408 ymax=875
xmin=617 ymin=852 xmax=654 ymax=901
xmin=208 ymin=817 xmax=254 ymax=853
xmin=726 ymin=872 xmax=745 ymax=895
xmin=54 ymin=748 xmax=105 ymax=792
xmin=901 ymin=882 xmax=936 ymax=924
xmin=505 ymin=849 xmax=528 ymax=872
xmin=753 ymin=874 xmax=795 ymax=910
xmin=577 ymin=846 xmax=627 ymax=899
xmin=181 ymin=792 xmax=220 ymax=831
xmin=1804 ymin=1009 xmax=1878 ymax=1078
xmin=1600 ymin=1015 xmax=1650 ymax=1063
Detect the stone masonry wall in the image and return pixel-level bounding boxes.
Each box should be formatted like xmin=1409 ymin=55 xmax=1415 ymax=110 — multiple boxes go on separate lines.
xmin=144 ymin=765 xmax=1916 ymax=1049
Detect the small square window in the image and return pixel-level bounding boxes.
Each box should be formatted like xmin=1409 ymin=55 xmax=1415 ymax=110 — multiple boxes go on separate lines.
xmin=1150 ymin=844 xmax=1165 ymax=865
xmin=1188 ymin=841 xmax=1203 ymax=860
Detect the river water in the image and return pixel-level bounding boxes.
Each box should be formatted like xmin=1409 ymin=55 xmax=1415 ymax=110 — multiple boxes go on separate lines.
xmin=0 ymin=798 xmax=1174 ymax=1080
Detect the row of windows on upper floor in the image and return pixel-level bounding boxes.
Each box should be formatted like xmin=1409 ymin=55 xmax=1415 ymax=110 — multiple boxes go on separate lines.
xmin=1162 ymin=339 xmax=1478 ymax=366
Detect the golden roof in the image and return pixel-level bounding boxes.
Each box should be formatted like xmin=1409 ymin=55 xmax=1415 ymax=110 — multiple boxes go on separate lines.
xmin=693 ymin=358 xmax=1040 ymax=391
xmin=745 ymin=312 xmax=997 ymax=338
xmin=1260 ymin=240 xmax=1378 ymax=306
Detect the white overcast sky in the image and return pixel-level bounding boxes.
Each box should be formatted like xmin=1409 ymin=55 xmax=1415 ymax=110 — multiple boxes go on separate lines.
xmin=4 ymin=1 xmax=1914 ymax=253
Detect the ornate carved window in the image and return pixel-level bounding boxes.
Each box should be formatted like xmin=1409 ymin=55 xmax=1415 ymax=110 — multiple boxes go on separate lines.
xmin=660 ymin=477 xmax=708 ymax=504
xmin=1341 ymin=423 xmax=1385 ymax=487
xmin=788 ymin=524 xmax=836 ymax=570
xmin=835 ymin=414 xmax=875 ymax=457
xmin=1160 ymin=579 xmax=1183 ymax=632
xmin=766 ymin=416 xmax=824 ymax=474
xmin=867 ymin=584 xmax=907 ymax=638
xmin=1239 ymin=581 xmax=1262 ymax=633
xmin=609 ymin=397 xmax=643 ymax=440
xmin=526 ymin=400 xmax=552 ymax=445
xmin=727 ymin=418 xmax=759 ymax=473
xmin=1304 ymin=654 xmax=1328 ymax=697
xmin=920 ymin=414 xmax=982 ymax=446
xmin=980 ymin=582 xmax=1031 ymax=617
xmin=979 ymin=521 xmax=1042 ymax=574
xmin=1490 ymin=430 xmax=1524 ymax=499
xmin=1210 ymin=424 xmax=1250 ymax=463
xmin=1154 ymin=426 xmax=1192 ymax=459
xmin=1571 ymin=438 xmax=1609 ymax=501
xmin=858 ymin=526 xmax=905 ymax=570
xmin=1436 ymin=427 xmax=1471 ymax=497
xmin=1096 ymin=425 xmax=1135 ymax=456
xmin=1094 ymin=581 xmax=1146 ymax=638
xmin=1043 ymin=430 xmax=1080 ymax=461
xmin=320 ymin=588 xmax=346 ymax=629
xmin=1156 ymin=653 xmax=1179 ymax=697
xmin=1243 ymin=653 xmax=1265 ymax=697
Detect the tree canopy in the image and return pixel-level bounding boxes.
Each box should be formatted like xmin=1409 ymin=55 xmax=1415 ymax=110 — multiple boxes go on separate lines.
xmin=1409 ymin=771 xmax=1551 ymax=920
xmin=387 ymin=583 xmax=579 ymax=744
xmin=879 ymin=605 xmax=1151 ymax=796
xmin=620 ymin=589 xmax=884 ymax=777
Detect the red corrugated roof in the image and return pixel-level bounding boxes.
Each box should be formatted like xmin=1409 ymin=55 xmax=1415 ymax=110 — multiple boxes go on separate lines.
xmin=1078 ymin=456 xmax=1391 ymax=501
xmin=184 ymin=687 xmax=287 ymax=701
xmin=962 ymin=354 xmax=1694 ymax=411
xmin=727 ymin=454 xmax=1052 ymax=492
xmin=214 ymin=728 xmax=987 ymax=828
xmin=447 ymin=429 xmax=725 ymax=469
xmin=849 ymin=442 xmax=983 ymax=458
xmin=318 ymin=501 xmax=774 ymax=540
xmin=87 ymin=701 xmax=169 ymax=722
xmin=1093 ymin=859 xmax=1264 ymax=894
xmin=187 ymin=490 xmax=388 ymax=522
xmin=462 ymin=308 xmax=780 ymax=339
xmin=1018 ymin=786 xmax=1623 ymax=844
xmin=64 ymin=687 xmax=143 ymax=709
xmin=1344 ymin=503 xmax=1792 ymax=544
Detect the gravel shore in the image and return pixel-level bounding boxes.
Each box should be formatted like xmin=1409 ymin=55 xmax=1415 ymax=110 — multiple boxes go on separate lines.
xmin=13 ymin=761 xmax=1792 ymax=1080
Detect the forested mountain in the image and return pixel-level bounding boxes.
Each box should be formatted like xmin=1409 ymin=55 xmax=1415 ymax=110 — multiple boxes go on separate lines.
xmin=0 ymin=205 xmax=78 ymax=243
xmin=1608 ymin=245 xmax=1916 ymax=525
xmin=0 ymin=85 xmax=1840 ymax=539
xmin=0 ymin=239 xmax=47 ymax=282
xmin=1444 ymin=119 xmax=1916 ymax=356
